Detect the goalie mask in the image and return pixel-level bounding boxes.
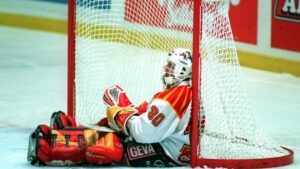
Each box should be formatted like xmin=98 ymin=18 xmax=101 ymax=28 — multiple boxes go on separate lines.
xmin=162 ymin=48 xmax=192 ymax=89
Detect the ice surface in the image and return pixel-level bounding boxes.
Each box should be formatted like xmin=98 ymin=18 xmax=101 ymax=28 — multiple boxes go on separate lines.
xmin=0 ymin=26 xmax=299 ymax=169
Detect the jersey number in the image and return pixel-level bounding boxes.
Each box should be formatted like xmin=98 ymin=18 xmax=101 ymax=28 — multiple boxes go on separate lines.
xmin=148 ymin=105 xmax=165 ymax=127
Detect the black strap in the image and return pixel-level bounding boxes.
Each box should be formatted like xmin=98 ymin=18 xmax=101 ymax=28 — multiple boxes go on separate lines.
xmin=50 ymin=111 xmax=66 ymax=129
xmin=30 ymin=159 xmax=38 ymax=165
xmin=28 ymin=125 xmax=47 ymax=166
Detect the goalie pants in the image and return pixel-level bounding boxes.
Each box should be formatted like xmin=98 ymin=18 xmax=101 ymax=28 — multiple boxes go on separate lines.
xmin=124 ymin=139 xmax=181 ymax=167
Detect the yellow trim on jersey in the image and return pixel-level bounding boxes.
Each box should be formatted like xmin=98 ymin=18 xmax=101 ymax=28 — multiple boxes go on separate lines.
xmin=180 ymin=89 xmax=192 ymax=115
xmin=171 ymin=87 xmax=185 ymax=108
xmin=162 ymin=88 xmax=177 ymax=100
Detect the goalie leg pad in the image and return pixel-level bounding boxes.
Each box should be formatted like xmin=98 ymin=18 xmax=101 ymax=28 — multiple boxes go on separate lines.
xmin=27 ymin=125 xmax=51 ymax=166
xmin=28 ymin=125 xmax=88 ymax=166
xmin=86 ymin=132 xmax=124 ymax=165
xmin=51 ymin=130 xmax=87 ymax=163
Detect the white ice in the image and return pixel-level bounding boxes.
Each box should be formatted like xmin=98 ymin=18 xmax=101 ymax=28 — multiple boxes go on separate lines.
xmin=0 ymin=26 xmax=299 ymax=169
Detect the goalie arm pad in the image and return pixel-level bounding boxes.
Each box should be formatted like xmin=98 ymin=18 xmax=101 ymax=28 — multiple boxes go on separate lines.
xmin=106 ymin=106 xmax=138 ymax=135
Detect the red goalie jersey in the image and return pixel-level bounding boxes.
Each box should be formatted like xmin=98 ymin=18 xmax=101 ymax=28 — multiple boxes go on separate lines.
xmin=127 ymin=81 xmax=192 ymax=165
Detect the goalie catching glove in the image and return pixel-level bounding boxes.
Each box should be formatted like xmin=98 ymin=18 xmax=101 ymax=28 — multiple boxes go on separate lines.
xmin=103 ymin=85 xmax=134 ymax=108
xmin=103 ymin=85 xmax=149 ymax=135
xmin=103 ymin=85 xmax=149 ymax=113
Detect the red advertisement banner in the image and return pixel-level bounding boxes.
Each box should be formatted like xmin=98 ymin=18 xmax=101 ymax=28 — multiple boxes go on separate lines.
xmin=274 ymin=0 xmax=300 ymax=22
xmin=229 ymin=0 xmax=258 ymax=45
xmin=272 ymin=0 xmax=300 ymax=52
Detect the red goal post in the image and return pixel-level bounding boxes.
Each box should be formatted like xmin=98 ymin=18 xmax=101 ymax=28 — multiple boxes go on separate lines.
xmin=67 ymin=0 xmax=293 ymax=168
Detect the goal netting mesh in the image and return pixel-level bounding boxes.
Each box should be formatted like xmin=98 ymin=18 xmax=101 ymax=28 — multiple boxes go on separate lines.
xmin=71 ymin=0 xmax=292 ymax=167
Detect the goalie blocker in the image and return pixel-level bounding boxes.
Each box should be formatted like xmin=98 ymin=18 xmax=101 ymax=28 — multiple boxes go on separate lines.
xmin=27 ymin=111 xmax=123 ymax=166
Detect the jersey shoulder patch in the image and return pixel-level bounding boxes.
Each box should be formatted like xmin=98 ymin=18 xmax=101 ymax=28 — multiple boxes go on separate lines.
xmin=153 ymin=86 xmax=192 ymax=118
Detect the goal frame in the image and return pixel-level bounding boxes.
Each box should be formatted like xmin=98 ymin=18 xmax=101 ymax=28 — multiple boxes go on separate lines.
xmin=68 ymin=0 xmax=75 ymax=119
xmin=191 ymin=0 xmax=201 ymax=167
xmin=67 ymin=0 xmax=294 ymax=168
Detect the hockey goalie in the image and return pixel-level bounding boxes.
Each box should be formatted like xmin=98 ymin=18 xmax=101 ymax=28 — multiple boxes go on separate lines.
xmin=27 ymin=48 xmax=193 ymax=167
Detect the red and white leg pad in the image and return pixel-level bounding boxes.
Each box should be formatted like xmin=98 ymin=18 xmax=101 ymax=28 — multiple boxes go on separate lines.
xmin=86 ymin=132 xmax=124 ymax=165
xmin=28 ymin=124 xmax=124 ymax=166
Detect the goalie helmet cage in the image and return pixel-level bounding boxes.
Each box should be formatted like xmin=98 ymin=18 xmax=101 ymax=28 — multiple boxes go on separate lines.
xmin=68 ymin=0 xmax=293 ymax=168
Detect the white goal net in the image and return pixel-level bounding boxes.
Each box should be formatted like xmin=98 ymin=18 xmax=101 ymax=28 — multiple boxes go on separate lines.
xmin=70 ymin=0 xmax=293 ymax=167
xmin=74 ymin=0 xmax=193 ymax=123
